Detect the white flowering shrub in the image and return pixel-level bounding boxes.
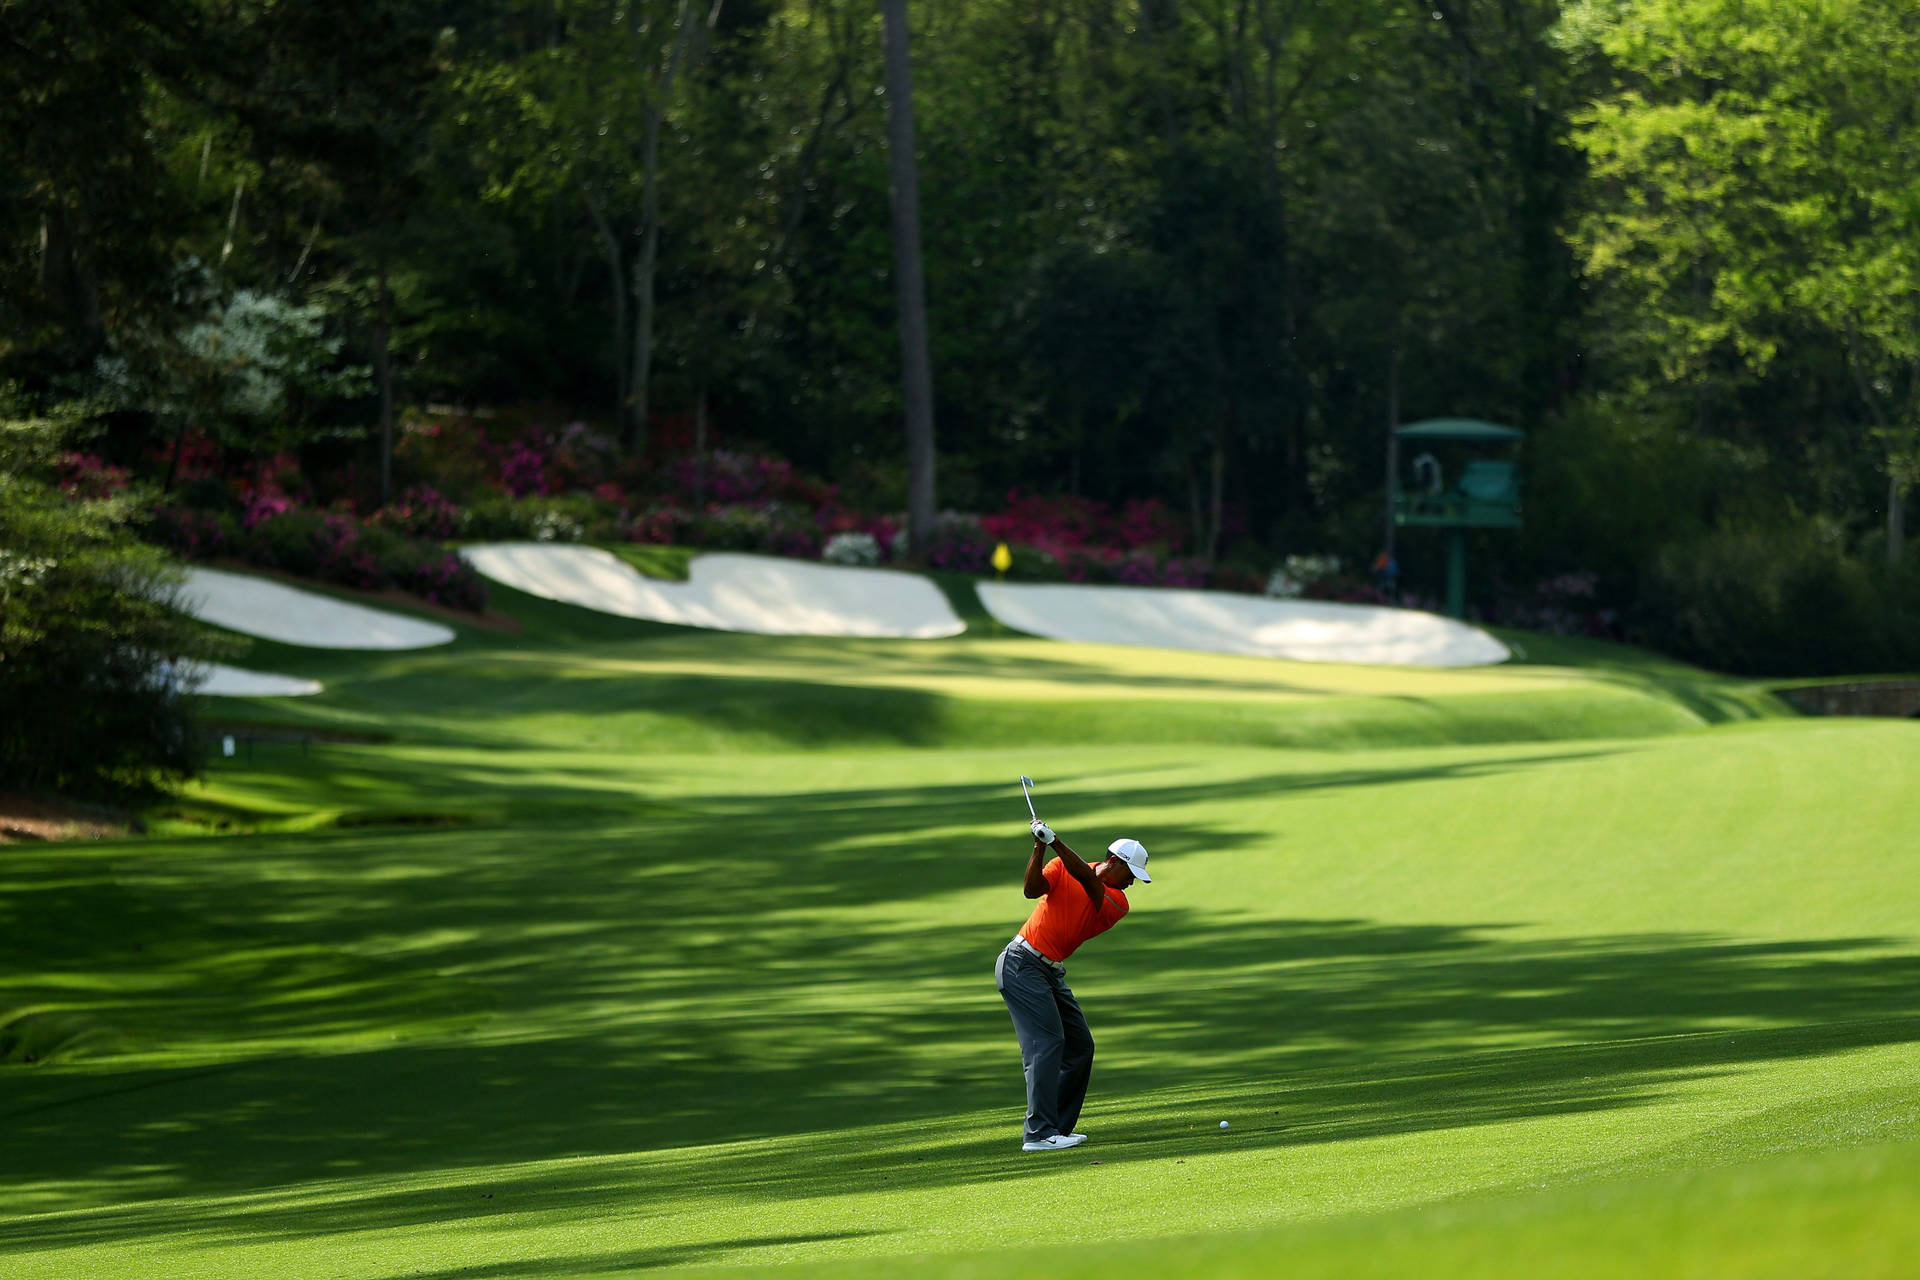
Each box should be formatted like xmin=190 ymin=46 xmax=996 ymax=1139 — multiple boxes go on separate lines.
xmin=1266 ymin=554 xmax=1341 ymax=598
xmin=94 ymin=265 xmax=368 ymax=453
xmin=0 ymin=550 xmax=58 ymax=593
xmin=530 ymin=510 xmax=585 ymax=543
xmin=822 ymin=531 xmax=881 ymax=566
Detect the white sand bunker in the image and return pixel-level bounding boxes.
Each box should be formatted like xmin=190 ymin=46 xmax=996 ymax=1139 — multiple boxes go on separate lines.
xmin=462 ymin=544 xmax=965 ymax=639
xmin=177 ymin=662 xmax=323 ymax=697
xmin=180 ymin=567 xmax=455 ymax=649
xmin=978 ymin=582 xmax=1510 ymax=667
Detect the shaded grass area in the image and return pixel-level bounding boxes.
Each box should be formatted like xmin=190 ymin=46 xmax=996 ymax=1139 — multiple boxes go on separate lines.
xmin=6 ymin=845 xmax=1920 ymax=1239
xmin=9 ymin=911 xmax=1920 ymax=1260
xmin=1490 ymin=626 xmax=1790 ymax=726
xmin=3 ymin=722 xmax=1920 ymax=1276
xmin=198 ymin=673 xmax=1725 ymax=760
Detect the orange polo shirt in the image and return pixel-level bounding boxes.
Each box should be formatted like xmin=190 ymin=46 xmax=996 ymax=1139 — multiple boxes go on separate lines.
xmin=1019 ymin=857 xmax=1129 ymax=961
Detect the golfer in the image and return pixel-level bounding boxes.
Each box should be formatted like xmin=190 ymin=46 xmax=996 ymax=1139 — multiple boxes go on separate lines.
xmin=994 ymin=818 xmax=1151 ymax=1152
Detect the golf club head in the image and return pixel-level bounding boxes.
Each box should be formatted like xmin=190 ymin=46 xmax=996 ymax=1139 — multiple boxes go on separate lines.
xmin=1018 ymin=775 xmax=1037 ymax=821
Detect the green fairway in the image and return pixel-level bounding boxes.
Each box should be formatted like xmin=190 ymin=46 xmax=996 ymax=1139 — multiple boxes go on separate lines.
xmin=5 ymin=574 xmax=1918 ymax=1279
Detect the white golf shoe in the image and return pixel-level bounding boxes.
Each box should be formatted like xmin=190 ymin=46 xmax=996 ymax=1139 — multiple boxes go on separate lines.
xmin=1021 ymin=1133 xmax=1088 ymax=1152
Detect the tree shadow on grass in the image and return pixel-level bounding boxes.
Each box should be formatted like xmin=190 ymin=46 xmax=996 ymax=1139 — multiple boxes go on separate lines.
xmin=5 ymin=753 xmax=1918 ymax=1269
xmin=0 ymin=748 xmax=1643 ymax=1098
xmin=355 ymin=1231 xmax=880 ymax=1279
xmin=7 ymin=909 xmax=1920 ymax=1265
xmin=183 ymin=739 xmax=1636 ymax=849
xmin=218 ymin=633 xmax=1703 ymax=756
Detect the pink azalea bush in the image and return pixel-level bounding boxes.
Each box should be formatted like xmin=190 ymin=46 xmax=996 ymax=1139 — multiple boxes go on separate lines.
xmin=57 ymin=452 xmax=132 ymax=498
xmin=150 ymin=431 xmax=221 ymax=483
xmin=499 ymin=441 xmax=547 ymax=497
xmin=980 ymin=490 xmax=1186 ymax=559
xmin=1114 ymin=498 xmax=1189 ymax=552
xmin=137 ymin=405 xmax=1276 ymax=606
xmin=972 ymin=489 xmax=1215 ymax=588
xmin=816 ymin=503 xmax=900 ymax=551
xmin=241 ymin=489 xmax=294 ymax=530
xmin=145 ymin=505 xmax=237 ymax=559
xmin=1490 ymin=571 xmax=1617 ymax=637
xmin=408 ymin=552 xmax=488 ymax=612
xmin=374 ymin=485 xmax=467 ymax=539
xmin=890 ymin=513 xmax=996 ymax=573
xmin=148 ymin=499 xmax=488 ymax=613
xmin=668 ymin=449 xmax=835 ymax=508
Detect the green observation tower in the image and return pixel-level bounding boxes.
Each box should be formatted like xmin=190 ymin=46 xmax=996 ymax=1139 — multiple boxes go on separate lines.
xmin=1390 ymin=417 xmax=1523 ymax=620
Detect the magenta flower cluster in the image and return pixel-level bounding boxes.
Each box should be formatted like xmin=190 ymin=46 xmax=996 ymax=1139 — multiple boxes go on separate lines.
xmin=965 ymin=490 xmax=1219 ymax=587
xmin=374 ymin=485 xmax=466 ymax=539
xmin=980 ymin=490 xmax=1187 ymax=558
xmin=1488 ymin=571 xmax=1614 ymax=637
xmin=58 ymin=452 xmax=133 ymax=499
xmin=667 ymin=449 xmax=836 ymax=508
xmin=409 ymin=552 xmax=488 ymax=612
xmin=1111 ymin=549 xmax=1209 ymax=588
xmin=146 ymin=506 xmax=233 ymax=558
xmin=468 ymin=421 xmax=625 ymax=500
xmin=138 ymin=416 xmax=1275 ymax=608
xmin=242 ymin=490 xmax=294 ymax=530
xmin=500 ymin=442 xmax=547 ymax=497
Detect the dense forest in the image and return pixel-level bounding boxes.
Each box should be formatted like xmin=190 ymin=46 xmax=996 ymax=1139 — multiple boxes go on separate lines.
xmin=6 ymin=0 xmax=1920 ymax=743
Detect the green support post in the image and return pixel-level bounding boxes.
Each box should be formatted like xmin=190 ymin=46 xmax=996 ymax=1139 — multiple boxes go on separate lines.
xmin=1390 ymin=419 xmax=1523 ymax=617
xmin=1446 ymin=528 xmax=1466 ymax=620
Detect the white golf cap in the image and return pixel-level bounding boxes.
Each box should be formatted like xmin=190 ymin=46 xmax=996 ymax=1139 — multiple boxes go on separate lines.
xmin=1107 ymin=838 xmax=1152 ymax=883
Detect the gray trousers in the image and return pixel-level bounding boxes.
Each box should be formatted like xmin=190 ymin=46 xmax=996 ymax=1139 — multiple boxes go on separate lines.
xmin=994 ymin=939 xmax=1095 ymax=1143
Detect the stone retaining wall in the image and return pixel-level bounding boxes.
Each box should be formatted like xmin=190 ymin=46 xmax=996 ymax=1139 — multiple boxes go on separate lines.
xmin=1777 ymin=681 xmax=1920 ymax=717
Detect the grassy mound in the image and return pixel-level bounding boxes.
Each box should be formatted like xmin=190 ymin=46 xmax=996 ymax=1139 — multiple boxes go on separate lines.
xmin=186 ymin=569 xmax=1788 ymax=768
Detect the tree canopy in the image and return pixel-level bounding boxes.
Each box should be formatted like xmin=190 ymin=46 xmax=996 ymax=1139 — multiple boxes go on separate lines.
xmin=5 ymin=0 xmax=1918 ymax=678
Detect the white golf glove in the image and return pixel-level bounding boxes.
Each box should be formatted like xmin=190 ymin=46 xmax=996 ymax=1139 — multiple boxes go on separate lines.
xmin=1030 ymin=820 xmax=1055 ymax=845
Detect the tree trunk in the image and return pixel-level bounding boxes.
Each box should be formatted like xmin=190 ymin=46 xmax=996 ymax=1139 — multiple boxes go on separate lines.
xmin=880 ymin=0 xmax=938 ymax=553
xmin=162 ymin=418 xmax=188 ymax=495
xmin=628 ymin=109 xmax=664 ymax=456
xmin=1185 ymin=452 xmax=1203 ymax=551
xmin=287 ymin=214 xmax=323 ymax=284
xmin=1285 ymin=399 xmax=1305 ymax=522
xmin=1384 ymin=344 xmax=1400 ymax=560
xmin=375 ymin=258 xmax=395 ymax=508
xmin=1844 ymin=346 xmax=1910 ymax=571
xmin=1138 ymin=0 xmax=1184 ymax=148
xmin=624 ymin=0 xmax=720 ymax=457
xmin=582 ymin=188 xmax=629 ymax=434
xmin=1206 ymin=418 xmax=1227 ymax=565
xmin=40 ymin=205 xmax=102 ymax=352
xmin=694 ymin=386 xmax=708 ymax=508
xmin=1891 ymin=470 xmax=1906 ymax=570
xmin=219 ymin=178 xmax=246 ymax=275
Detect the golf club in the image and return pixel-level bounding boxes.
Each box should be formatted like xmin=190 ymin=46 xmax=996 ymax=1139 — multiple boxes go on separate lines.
xmin=1019 ymin=775 xmax=1038 ymax=822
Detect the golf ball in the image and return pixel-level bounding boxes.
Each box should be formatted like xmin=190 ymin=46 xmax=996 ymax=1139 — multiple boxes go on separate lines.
xmin=1219 ymin=1121 xmax=1229 ymax=1129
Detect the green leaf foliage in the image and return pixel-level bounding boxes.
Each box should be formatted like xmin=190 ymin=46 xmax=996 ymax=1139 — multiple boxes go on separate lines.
xmin=1563 ymin=0 xmax=1920 ymax=479
xmin=0 ymin=400 xmax=228 ymax=796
